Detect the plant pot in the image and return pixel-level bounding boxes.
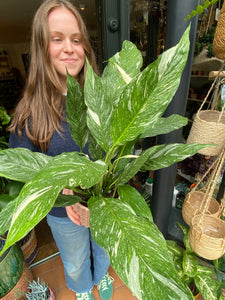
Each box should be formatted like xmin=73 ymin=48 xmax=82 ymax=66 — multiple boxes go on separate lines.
xmin=182 ymin=191 xmax=221 ymax=226
xmin=187 ymin=110 xmax=225 ymax=156
xmin=213 ymin=2 xmax=225 ymax=60
xmin=190 ymin=214 xmax=225 ymax=260
xmin=194 ymin=293 xmax=204 ymax=299
xmin=18 ymin=229 xmax=38 ymax=265
xmin=2 ymin=263 xmax=33 ymax=300
xmin=0 ymin=243 xmax=25 ymax=298
xmin=72 ymin=202 xmax=90 ymax=228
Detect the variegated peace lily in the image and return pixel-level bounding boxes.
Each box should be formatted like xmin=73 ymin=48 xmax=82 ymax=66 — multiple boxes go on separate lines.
xmin=0 ymin=26 xmax=210 ymax=299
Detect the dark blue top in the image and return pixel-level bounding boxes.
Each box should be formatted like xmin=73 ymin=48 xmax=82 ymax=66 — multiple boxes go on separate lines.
xmin=9 ymin=119 xmax=88 ymax=217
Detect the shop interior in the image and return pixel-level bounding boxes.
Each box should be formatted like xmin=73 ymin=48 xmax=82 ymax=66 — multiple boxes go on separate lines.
xmin=1 ymin=0 xmax=225 ymax=298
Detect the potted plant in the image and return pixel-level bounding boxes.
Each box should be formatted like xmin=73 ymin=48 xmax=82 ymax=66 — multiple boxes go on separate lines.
xmin=25 ymin=278 xmax=54 ymax=300
xmin=167 ymin=223 xmax=224 ymax=300
xmin=0 ymin=26 xmax=212 ymax=299
xmin=0 ymin=235 xmax=33 ymax=299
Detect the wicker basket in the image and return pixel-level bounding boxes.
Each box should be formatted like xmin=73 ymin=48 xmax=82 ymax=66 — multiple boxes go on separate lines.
xmin=190 ymin=214 xmax=225 ymax=260
xmin=213 ymin=2 xmax=225 ymax=60
xmin=182 ymin=190 xmax=222 ymax=226
xmin=187 ymin=110 xmax=225 ymax=156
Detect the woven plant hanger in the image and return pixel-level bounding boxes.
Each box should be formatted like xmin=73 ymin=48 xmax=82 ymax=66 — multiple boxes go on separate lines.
xmin=187 ymin=64 xmax=225 ymax=156
xmin=182 ymin=154 xmax=222 ymax=225
xmin=213 ymin=1 xmax=225 ymax=60
xmin=189 ymin=148 xmax=225 ymax=260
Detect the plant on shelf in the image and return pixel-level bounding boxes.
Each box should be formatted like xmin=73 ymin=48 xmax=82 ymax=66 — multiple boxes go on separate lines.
xmin=25 ymin=278 xmax=54 ymax=300
xmin=167 ymin=223 xmax=224 ymax=300
xmin=0 ymin=26 xmax=212 ymax=299
xmin=185 ymin=0 xmax=220 ymax=20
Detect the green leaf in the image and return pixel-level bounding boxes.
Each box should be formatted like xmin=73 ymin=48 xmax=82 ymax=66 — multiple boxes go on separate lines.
xmin=117 ymin=147 xmax=155 ymax=185
xmin=102 ymin=40 xmax=143 ymax=105
xmin=66 ymin=72 xmax=88 ymax=150
xmin=166 ymin=240 xmax=184 ymax=261
xmin=0 ymin=194 xmax=15 ymax=211
xmin=0 ymin=152 xmax=107 ymax=255
xmin=88 ymin=133 xmax=104 ymax=161
xmin=118 ymin=185 xmax=153 ymax=221
xmin=0 ymin=198 xmax=16 ymax=235
xmin=114 ymin=141 xmax=135 ymax=172
xmin=194 ymin=265 xmax=220 ymax=300
xmin=141 ymin=143 xmax=214 ymax=171
xmin=110 ymin=26 xmax=190 ymax=146
xmin=0 ymin=148 xmax=52 ymax=182
xmin=85 ymin=60 xmax=113 ymax=152
xmin=141 ymin=114 xmax=188 ymax=138
xmin=54 ymin=194 xmax=82 ymax=207
xmin=183 ymin=252 xmax=197 ymax=278
xmin=89 ymin=195 xmax=194 ymax=300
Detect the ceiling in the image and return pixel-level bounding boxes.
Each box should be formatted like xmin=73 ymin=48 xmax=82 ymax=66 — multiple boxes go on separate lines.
xmin=0 ymin=0 xmax=97 ymax=44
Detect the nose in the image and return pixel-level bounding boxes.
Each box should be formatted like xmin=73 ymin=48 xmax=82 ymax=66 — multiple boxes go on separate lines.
xmin=63 ymin=39 xmax=74 ymax=53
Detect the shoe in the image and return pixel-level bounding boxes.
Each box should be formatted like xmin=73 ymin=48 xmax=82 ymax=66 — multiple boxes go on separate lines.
xmin=76 ymin=291 xmax=94 ymax=300
xmin=97 ymin=273 xmax=114 ymax=300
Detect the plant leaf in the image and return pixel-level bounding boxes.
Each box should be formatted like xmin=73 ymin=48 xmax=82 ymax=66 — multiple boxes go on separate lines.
xmin=0 ymin=152 xmax=107 ymax=255
xmin=141 ymin=114 xmax=188 ymax=138
xmin=0 ymin=148 xmax=52 ymax=182
xmin=117 ymin=147 xmax=155 ymax=185
xmin=141 ymin=143 xmax=214 ymax=171
xmin=85 ymin=60 xmax=113 ymax=152
xmin=183 ymin=252 xmax=198 ymax=278
xmin=194 ymin=265 xmax=220 ymax=300
xmin=118 ymin=185 xmax=153 ymax=221
xmin=54 ymin=194 xmax=82 ymax=207
xmin=110 ymin=25 xmax=190 ymax=146
xmin=0 ymin=197 xmax=16 ymax=235
xmin=66 ymin=72 xmax=88 ymax=150
xmin=0 ymin=194 xmax=15 ymax=211
xmin=89 ymin=195 xmax=194 ymax=300
xmin=102 ymin=40 xmax=143 ymax=105
xmin=88 ymin=133 xmax=104 ymax=161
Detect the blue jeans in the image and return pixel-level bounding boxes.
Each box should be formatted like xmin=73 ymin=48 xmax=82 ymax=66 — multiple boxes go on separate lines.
xmin=47 ymin=215 xmax=110 ymax=293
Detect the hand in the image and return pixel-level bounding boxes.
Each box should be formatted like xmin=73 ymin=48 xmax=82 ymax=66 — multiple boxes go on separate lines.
xmin=63 ymin=188 xmax=82 ymax=226
xmin=65 ymin=205 xmax=82 ymax=226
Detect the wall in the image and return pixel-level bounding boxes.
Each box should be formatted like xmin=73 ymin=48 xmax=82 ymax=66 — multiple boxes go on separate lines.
xmin=0 ymin=42 xmax=29 ymax=81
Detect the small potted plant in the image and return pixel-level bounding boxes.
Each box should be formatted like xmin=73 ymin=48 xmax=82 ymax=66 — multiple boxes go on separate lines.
xmin=25 ymin=278 xmax=55 ymax=300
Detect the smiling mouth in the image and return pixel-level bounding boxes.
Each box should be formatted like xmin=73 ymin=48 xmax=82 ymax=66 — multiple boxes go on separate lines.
xmin=61 ymin=59 xmax=77 ymax=63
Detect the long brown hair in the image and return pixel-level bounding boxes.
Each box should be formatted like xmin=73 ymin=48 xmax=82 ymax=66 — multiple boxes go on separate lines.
xmin=9 ymin=0 xmax=98 ymax=152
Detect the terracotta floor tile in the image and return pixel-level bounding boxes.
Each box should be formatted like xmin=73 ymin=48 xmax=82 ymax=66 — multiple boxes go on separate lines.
xmin=112 ymin=285 xmax=134 ymax=300
xmin=57 ymin=286 xmax=76 ymax=300
xmin=31 ymin=258 xmax=55 ymax=274
xmin=108 ymin=266 xmax=124 ymax=289
xmin=52 ymin=255 xmax=63 ymax=268
xmin=33 ymin=269 xmax=56 ymax=294
xmin=55 ymin=264 xmax=66 ymax=290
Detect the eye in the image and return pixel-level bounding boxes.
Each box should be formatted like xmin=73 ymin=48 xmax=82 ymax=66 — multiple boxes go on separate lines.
xmin=73 ymin=38 xmax=80 ymax=44
xmin=52 ymin=37 xmax=62 ymax=42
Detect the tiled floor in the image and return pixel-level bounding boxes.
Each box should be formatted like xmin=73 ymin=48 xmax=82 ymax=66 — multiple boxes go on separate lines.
xmin=31 ymin=255 xmax=138 ymax=300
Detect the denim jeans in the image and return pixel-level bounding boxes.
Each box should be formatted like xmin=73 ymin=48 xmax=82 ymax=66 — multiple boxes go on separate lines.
xmin=47 ymin=214 xmax=110 ymax=293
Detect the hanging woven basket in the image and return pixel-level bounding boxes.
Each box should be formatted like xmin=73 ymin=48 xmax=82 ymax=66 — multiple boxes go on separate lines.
xmin=190 ymin=214 xmax=225 ymax=260
xmin=213 ymin=2 xmax=225 ymax=60
xmin=187 ymin=110 xmax=225 ymax=156
xmin=182 ymin=190 xmax=222 ymax=226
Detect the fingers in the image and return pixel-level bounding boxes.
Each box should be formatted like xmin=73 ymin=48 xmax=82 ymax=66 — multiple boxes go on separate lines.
xmin=65 ymin=205 xmax=82 ymax=226
xmin=62 ymin=188 xmax=74 ymax=195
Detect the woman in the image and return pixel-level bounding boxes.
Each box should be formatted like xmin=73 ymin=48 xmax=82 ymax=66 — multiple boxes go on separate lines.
xmin=8 ymin=1 xmax=113 ymax=299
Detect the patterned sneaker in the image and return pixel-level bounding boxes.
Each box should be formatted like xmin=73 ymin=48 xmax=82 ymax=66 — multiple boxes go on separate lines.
xmin=97 ymin=273 xmax=114 ymax=300
xmin=76 ymin=291 xmax=94 ymax=300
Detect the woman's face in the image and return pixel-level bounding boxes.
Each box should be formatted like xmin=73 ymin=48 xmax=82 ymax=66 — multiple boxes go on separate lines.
xmin=48 ymin=7 xmax=85 ymax=90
